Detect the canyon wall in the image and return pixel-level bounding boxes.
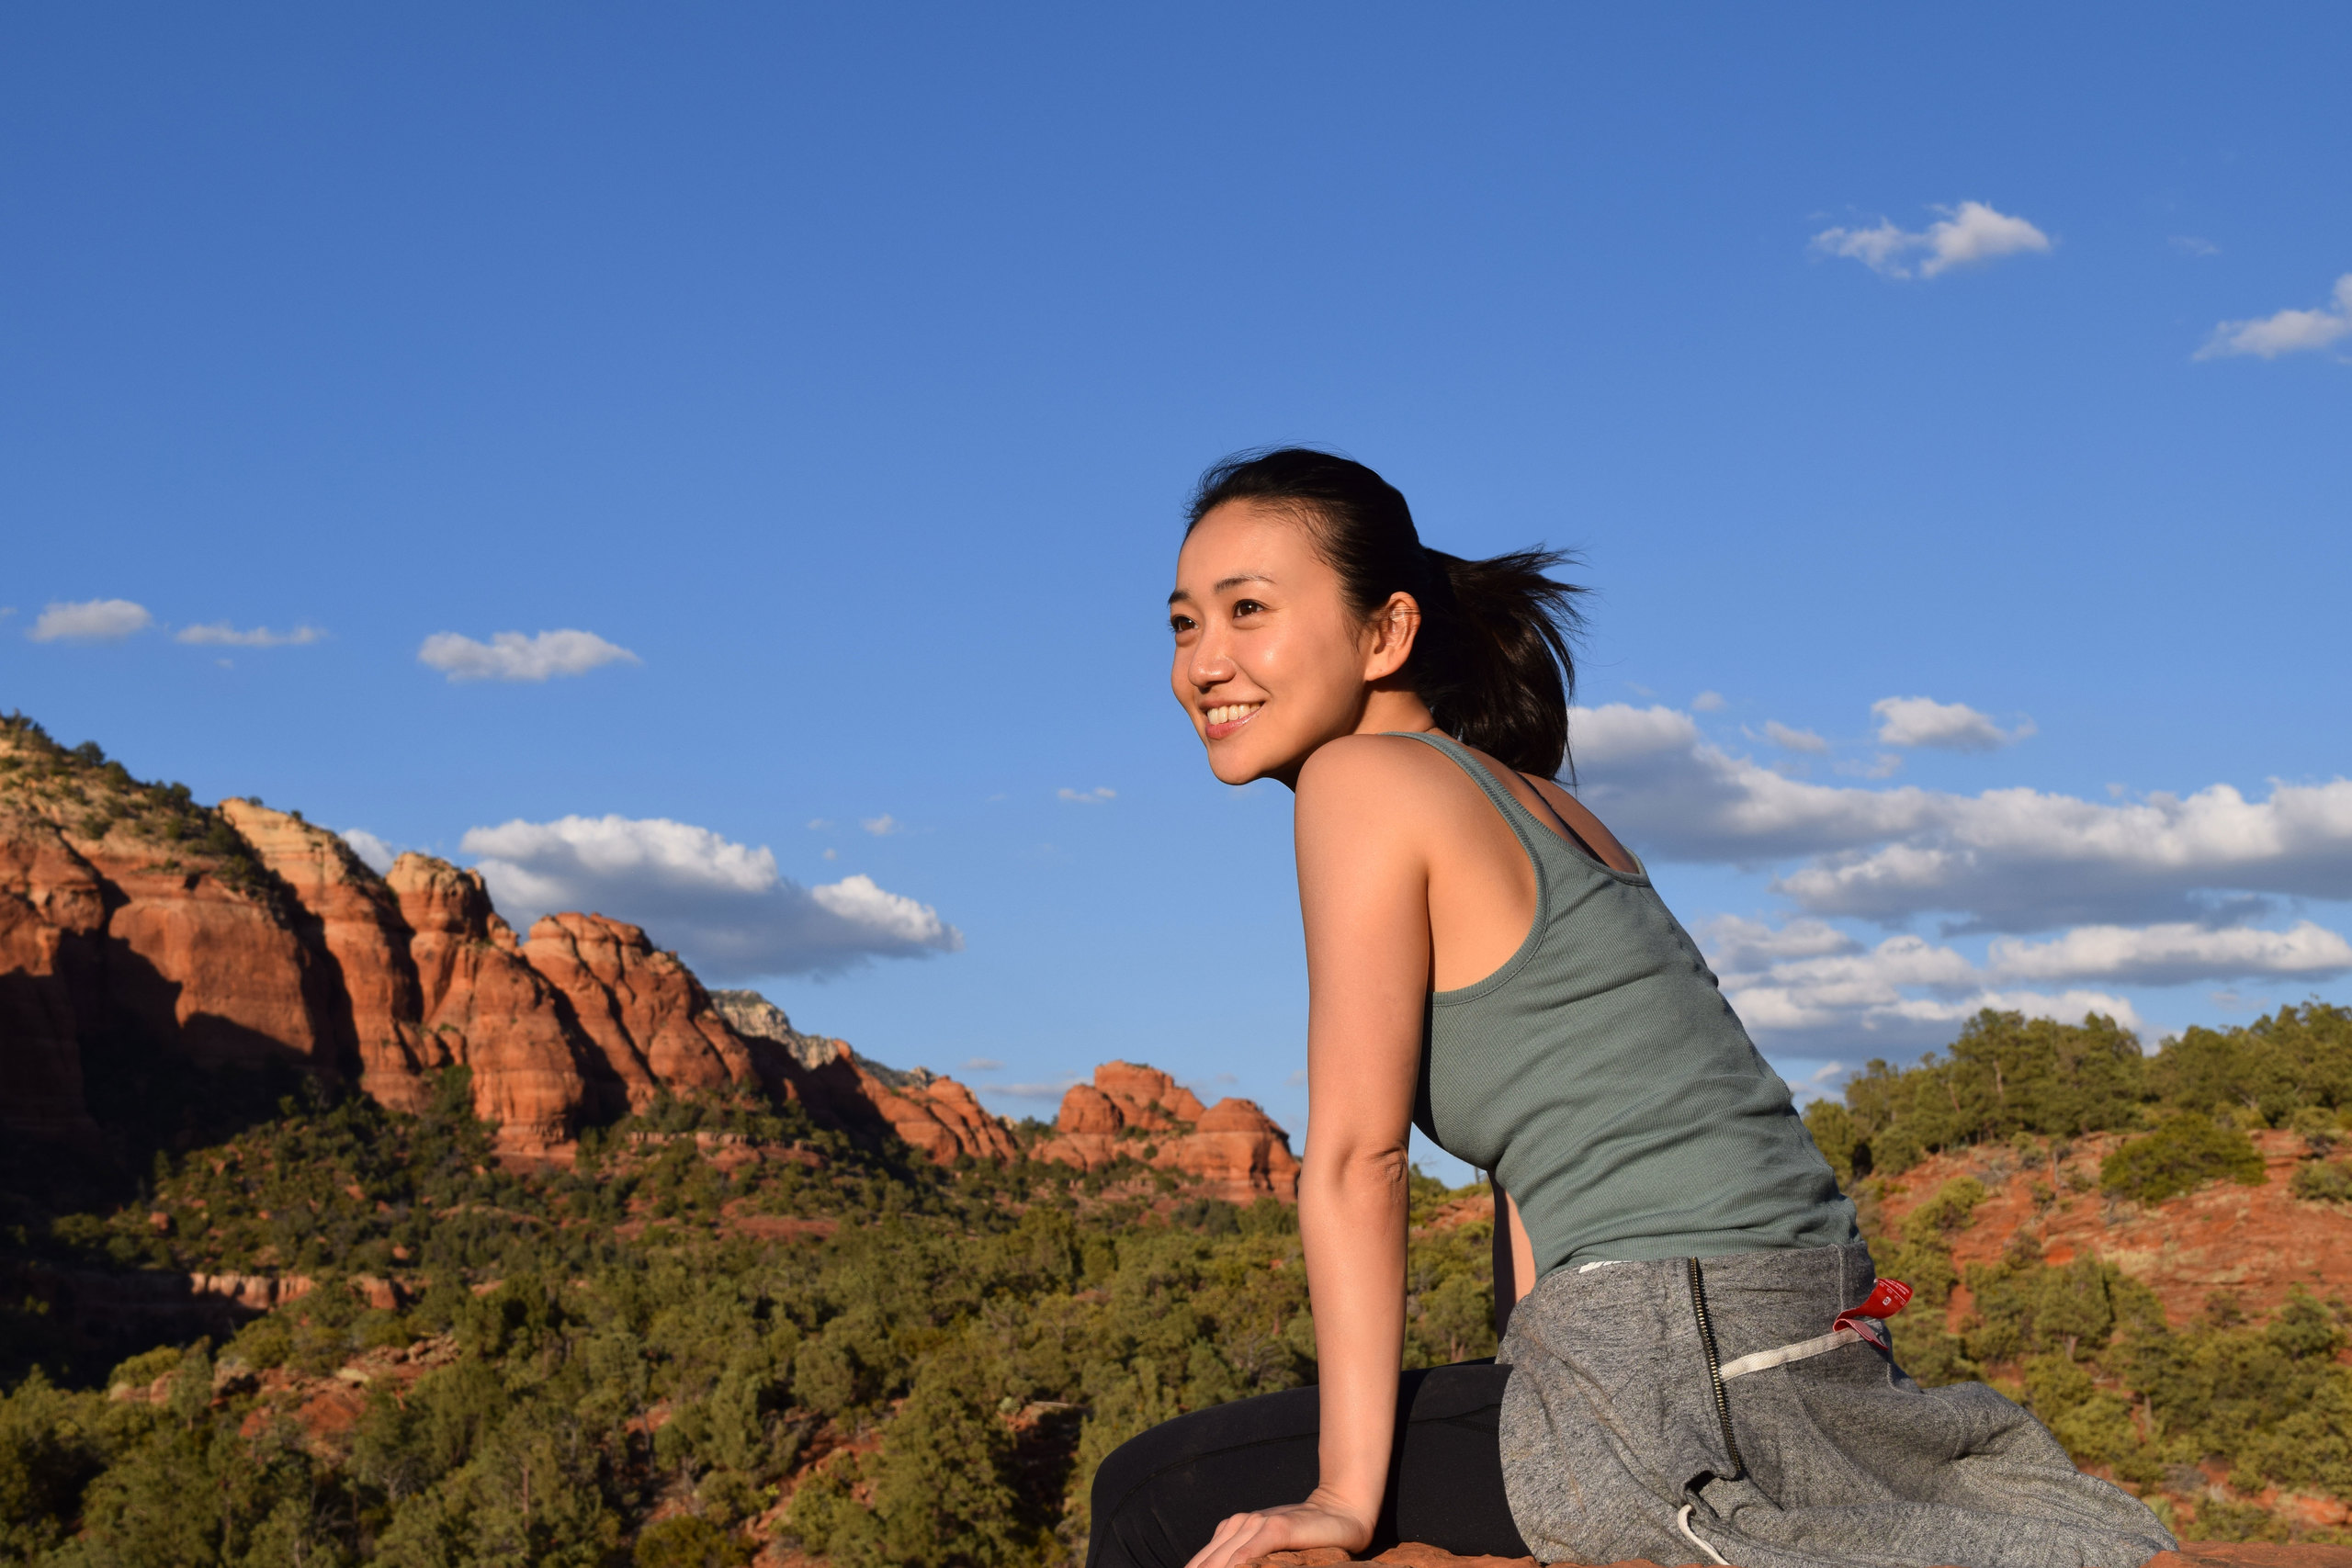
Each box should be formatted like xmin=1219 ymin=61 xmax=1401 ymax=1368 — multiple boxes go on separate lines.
xmin=0 ymin=717 xmax=1295 ymax=1196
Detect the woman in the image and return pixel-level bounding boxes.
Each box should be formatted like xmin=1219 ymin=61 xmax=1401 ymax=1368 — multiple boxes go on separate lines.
xmin=1087 ymin=450 xmax=2173 ymax=1568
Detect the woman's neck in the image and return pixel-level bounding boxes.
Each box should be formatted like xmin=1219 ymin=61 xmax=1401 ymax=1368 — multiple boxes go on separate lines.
xmin=1354 ymin=685 xmax=1438 ymax=739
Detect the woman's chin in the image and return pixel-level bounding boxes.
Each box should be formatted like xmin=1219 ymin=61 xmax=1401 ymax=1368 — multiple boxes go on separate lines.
xmin=1204 ymin=734 xmax=1300 ymax=787
xmin=1207 ymin=752 xmax=1261 ymax=786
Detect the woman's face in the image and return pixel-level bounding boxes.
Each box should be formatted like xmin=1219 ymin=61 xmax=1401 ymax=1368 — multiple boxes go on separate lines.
xmin=1170 ymin=501 xmax=1389 ymax=786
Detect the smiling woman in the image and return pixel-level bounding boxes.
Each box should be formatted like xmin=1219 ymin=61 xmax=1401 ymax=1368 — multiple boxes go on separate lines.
xmin=1168 ymin=448 xmax=1585 ymax=790
xmin=1092 ymin=449 xmax=2177 ymax=1568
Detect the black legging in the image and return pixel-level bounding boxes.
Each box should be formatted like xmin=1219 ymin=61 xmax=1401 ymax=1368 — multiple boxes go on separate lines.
xmin=1086 ymin=1361 xmax=1528 ymax=1568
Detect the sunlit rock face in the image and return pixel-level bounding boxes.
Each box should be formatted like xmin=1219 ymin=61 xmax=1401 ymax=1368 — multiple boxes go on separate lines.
xmin=220 ymin=801 xmax=429 ymax=1112
xmin=384 ymin=852 xmax=593 ymax=1152
xmin=1038 ymin=1061 xmax=1301 ymax=1203
xmin=522 ymin=911 xmax=756 ymax=1114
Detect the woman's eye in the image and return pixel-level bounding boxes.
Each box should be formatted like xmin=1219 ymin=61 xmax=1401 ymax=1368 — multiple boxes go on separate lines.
xmin=1169 ymin=615 xmax=1196 ymax=635
xmin=1232 ymin=599 xmax=1265 ymax=617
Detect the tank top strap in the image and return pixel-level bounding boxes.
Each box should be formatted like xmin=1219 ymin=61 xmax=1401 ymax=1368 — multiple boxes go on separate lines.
xmin=1381 ymin=730 xmax=1650 ymax=885
xmin=1379 ymin=730 xmax=1560 ymax=863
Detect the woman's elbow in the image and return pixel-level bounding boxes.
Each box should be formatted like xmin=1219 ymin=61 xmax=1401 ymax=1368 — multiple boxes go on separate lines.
xmin=1305 ymin=1141 xmax=1412 ymax=1196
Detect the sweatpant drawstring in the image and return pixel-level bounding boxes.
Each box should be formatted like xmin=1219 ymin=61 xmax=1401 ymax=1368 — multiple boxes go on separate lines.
xmin=1677 ymin=1503 xmax=1731 ymax=1566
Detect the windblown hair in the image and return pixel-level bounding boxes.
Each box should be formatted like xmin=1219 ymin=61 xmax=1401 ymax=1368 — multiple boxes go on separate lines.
xmin=1187 ymin=447 xmax=1587 ymax=780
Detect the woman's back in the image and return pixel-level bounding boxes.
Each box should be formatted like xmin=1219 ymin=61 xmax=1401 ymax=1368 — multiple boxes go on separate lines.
xmin=1388 ymin=729 xmax=1859 ymax=1279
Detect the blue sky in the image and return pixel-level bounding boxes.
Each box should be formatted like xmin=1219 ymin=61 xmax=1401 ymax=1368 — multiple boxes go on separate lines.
xmin=6 ymin=6 xmax=2348 ymax=1179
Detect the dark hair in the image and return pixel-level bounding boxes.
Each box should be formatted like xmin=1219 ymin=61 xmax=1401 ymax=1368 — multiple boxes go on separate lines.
xmin=1187 ymin=447 xmax=1587 ymax=780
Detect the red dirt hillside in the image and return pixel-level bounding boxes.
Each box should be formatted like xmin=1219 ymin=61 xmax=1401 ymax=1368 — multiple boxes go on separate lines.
xmin=1877 ymin=1129 xmax=2352 ymax=1330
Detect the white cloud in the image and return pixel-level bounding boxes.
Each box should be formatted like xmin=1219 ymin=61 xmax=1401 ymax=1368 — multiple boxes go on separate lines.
xmin=1704 ymin=921 xmax=2141 ymax=1046
xmin=417 ymin=629 xmax=640 ymax=682
xmin=341 ymin=829 xmax=398 ymax=874
xmin=1690 ymin=691 xmax=1727 ymax=713
xmin=2196 ymin=273 xmax=2352 ymax=361
xmin=1763 ymin=721 xmax=1829 ymax=754
xmin=460 ymin=813 xmax=962 ymax=979
xmin=1704 ymin=912 xmax=2352 ymax=1052
xmin=964 ymin=1057 xmax=1004 ymax=1073
xmin=860 ymin=814 xmax=900 ymax=836
xmin=28 ymin=599 xmax=153 ymax=643
xmin=809 ymin=874 xmax=958 ymax=948
xmin=1985 ymin=920 xmax=2352 ymax=987
xmin=1057 ymin=786 xmax=1117 ymax=804
xmin=177 ymin=623 xmax=326 ymax=648
xmin=1701 ymin=915 xmax=1861 ymax=973
xmin=1871 ymin=695 xmax=2032 ymax=751
xmin=1813 ymin=201 xmax=2051 ymax=280
xmin=1571 ymin=702 xmax=2352 ymax=928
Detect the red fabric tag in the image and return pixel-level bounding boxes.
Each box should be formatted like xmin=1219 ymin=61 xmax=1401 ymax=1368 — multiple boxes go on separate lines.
xmin=1830 ymin=1278 xmax=1912 ymax=1349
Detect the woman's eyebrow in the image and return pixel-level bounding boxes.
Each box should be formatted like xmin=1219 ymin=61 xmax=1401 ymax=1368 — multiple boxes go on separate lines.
xmin=1166 ymin=571 xmax=1275 ymax=605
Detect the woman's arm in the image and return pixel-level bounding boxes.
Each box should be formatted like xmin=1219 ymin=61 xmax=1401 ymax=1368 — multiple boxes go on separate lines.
xmin=1185 ymin=738 xmax=1431 ymax=1568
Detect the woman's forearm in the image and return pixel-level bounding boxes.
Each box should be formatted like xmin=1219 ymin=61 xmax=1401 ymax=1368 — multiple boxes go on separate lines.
xmin=1299 ymin=1139 xmax=1412 ymax=1532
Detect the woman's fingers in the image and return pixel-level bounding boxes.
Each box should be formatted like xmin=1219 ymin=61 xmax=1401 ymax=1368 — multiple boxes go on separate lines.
xmin=1182 ymin=1510 xmax=1274 ymax=1568
xmin=1182 ymin=1501 xmax=1370 ymax=1568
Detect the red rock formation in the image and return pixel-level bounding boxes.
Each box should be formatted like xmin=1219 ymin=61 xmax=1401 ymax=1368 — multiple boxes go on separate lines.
xmin=522 ymin=911 xmax=757 ymax=1115
xmin=220 ymin=801 xmax=431 ymax=1112
xmin=1096 ymin=1061 xmax=1209 ymax=1127
xmin=1038 ymin=1062 xmax=1301 ymax=1202
xmin=850 ymin=1056 xmax=1023 ymax=1165
xmin=1184 ymin=1097 xmax=1305 ymax=1203
xmin=0 ymin=717 xmax=1247 ymax=1187
xmin=0 ymin=725 xmax=339 ymax=1144
xmin=709 ymin=989 xmax=1022 ymax=1165
xmin=385 ymin=853 xmax=592 ymax=1152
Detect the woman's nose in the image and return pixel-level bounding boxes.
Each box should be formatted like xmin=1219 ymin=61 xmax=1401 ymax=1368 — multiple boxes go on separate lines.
xmin=1187 ymin=642 xmax=1236 ymax=688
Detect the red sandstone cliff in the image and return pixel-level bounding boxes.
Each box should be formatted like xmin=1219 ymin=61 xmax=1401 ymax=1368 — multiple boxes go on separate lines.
xmin=522 ymin=910 xmax=758 ymax=1114
xmin=0 ymin=717 xmax=1282 ymax=1194
xmin=1038 ymin=1061 xmax=1302 ymax=1202
xmin=383 ymin=852 xmax=595 ymax=1148
xmin=0 ymin=739 xmax=343 ymax=1145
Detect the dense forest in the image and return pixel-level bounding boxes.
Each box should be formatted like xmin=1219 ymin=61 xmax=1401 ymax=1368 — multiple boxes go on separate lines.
xmin=4 ymin=1003 xmax=2349 ymax=1563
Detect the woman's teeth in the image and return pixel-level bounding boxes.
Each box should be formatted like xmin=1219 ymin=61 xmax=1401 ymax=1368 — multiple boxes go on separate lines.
xmin=1205 ymin=703 xmax=1261 ymax=727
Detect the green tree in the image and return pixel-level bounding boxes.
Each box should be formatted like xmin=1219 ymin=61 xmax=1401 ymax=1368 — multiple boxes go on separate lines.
xmin=2100 ymin=1115 xmax=2268 ymax=1205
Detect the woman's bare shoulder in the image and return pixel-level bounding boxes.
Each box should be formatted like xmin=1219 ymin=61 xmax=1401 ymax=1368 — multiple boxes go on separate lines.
xmin=1295 ymin=732 xmax=1459 ymax=796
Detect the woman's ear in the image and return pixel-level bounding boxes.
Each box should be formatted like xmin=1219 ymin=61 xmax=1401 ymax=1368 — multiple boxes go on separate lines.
xmin=1362 ymin=592 xmax=1421 ymax=682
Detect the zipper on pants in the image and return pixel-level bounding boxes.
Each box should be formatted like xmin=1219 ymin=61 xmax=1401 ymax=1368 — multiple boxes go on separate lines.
xmin=1687 ymin=1257 xmax=1747 ymax=1482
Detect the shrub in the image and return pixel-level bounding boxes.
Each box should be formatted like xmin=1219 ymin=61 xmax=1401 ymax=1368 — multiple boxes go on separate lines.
xmin=635 ymin=1513 xmax=752 ymax=1567
xmin=2291 ymin=1158 xmax=2352 ymax=1203
xmin=2100 ymin=1115 xmax=2267 ymax=1205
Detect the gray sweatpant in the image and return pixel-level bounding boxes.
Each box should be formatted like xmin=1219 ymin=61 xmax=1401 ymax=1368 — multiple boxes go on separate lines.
xmin=1496 ymin=1243 xmax=2176 ymax=1568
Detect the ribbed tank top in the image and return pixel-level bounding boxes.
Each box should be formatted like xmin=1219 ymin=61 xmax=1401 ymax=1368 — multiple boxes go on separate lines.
xmin=1393 ymin=731 xmax=1859 ymax=1279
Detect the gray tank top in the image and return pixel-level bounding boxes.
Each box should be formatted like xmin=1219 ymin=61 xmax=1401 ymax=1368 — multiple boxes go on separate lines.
xmin=1394 ymin=731 xmax=1858 ymax=1279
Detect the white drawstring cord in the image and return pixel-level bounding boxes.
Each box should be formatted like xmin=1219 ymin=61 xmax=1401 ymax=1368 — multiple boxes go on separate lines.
xmin=1677 ymin=1503 xmax=1731 ymax=1566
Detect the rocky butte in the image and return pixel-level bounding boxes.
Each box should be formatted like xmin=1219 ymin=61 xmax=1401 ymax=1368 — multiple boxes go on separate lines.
xmin=0 ymin=714 xmax=1296 ymax=1202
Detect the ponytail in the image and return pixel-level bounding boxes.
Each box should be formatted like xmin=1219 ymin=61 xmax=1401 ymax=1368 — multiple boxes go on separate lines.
xmin=1186 ymin=448 xmax=1587 ymax=780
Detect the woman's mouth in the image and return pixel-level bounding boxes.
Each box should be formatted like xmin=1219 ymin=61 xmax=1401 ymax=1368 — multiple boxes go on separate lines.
xmin=1203 ymin=702 xmax=1262 ymax=739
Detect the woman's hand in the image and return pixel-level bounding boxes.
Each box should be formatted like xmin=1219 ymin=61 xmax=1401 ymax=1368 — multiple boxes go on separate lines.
xmin=1181 ymin=1489 xmax=1376 ymax=1568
